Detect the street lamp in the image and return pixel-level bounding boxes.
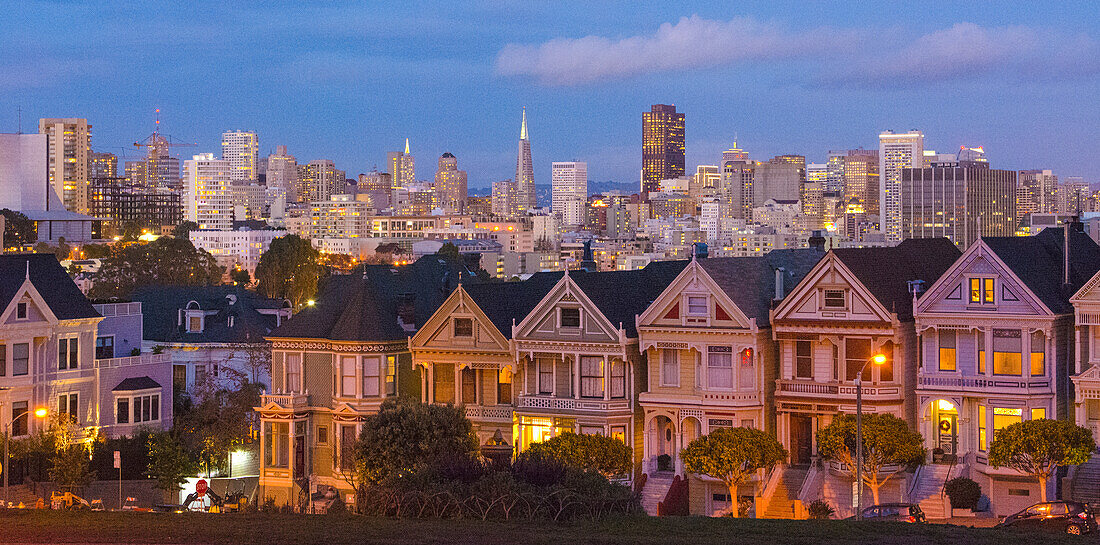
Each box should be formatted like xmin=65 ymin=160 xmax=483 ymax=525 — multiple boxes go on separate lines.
xmin=854 ymin=353 xmax=886 ymax=521
xmin=2 ymin=406 xmax=47 ymax=507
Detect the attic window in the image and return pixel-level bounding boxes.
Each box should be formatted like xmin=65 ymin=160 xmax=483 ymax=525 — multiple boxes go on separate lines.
xmin=560 ymin=308 xmax=581 ymax=328
xmin=188 ymin=316 xmax=203 ymax=333
xmin=687 ymin=297 xmax=707 ymax=316
xmin=454 ymin=318 xmax=473 ymax=337
xmin=16 ymin=302 xmax=27 ymax=320
xmin=823 ymin=289 xmax=846 ymax=309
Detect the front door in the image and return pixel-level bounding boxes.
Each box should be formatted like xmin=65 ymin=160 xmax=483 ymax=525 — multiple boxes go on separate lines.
xmin=790 ymin=415 xmax=813 ymax=465
xmin=937 ymin=413 xmax=957 ymax=457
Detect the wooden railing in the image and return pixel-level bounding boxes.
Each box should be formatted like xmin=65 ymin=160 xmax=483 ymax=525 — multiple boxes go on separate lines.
xmin=95 ymin=353 xmax=171 ymax=368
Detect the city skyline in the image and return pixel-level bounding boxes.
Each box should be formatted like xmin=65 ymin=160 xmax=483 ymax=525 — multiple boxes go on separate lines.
xmin=1 ymin=2 xmax=1098 ymax=187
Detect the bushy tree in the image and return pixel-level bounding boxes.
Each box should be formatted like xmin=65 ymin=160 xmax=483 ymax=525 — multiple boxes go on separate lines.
xmin=522 ymin=432 xmax=631 ymax=478
xmin=680 ymin=427 xmax=787 ymax=517
xmin=354 ymin=399 xmax=478 ymax=485
xmin=229 ymin=268 xmax=250 ymax=286
xmin=436 ymin=242 xmax=460 ymax=261
xmin=147 ymin=432 xmax=197 ymax=493
xmin=989 ymin=418 xmax=1095 ymax=501
xmin=817 ymin=413 xmax=924 ymax=505
xmin=171 ymin=220 xmax=198 ymax=240
xmin=50 ymin=444 xmax=94 ymax=492
xmin=175 ymin=372 xmax=263 ymax=476
xmin=90 ymin=237 xmax=223 ymax=299
xmin=1 ymin=208 xmax=36 ymax=246
xmin=254 ymin=235 xmax=320 ymax=308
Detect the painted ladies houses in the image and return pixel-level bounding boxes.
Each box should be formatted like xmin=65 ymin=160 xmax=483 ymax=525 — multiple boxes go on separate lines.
xmin=1069 ymin=234 xmax=1100 ymax=508
xmin=914 ymin=226 xmax=1100 ymax=517
xmin=257 ymin=257 xmax=469 ymax=506
xmin=509 ymin=263 xmax=687 ymax=479
xmin=770 ymin=239 xmax=961 ymax=516
xmin=634 ymin=250 xmax=823 ymax=516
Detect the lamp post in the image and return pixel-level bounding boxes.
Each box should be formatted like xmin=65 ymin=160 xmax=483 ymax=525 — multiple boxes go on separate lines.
xmin=854 ymin=353 xmax=886 ymax=521
xmin=2 ymin=405 xmax=47 ymax=507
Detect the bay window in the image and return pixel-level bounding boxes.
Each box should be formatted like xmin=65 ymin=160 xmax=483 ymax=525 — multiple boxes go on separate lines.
xmin=977 ymin=332 xmax=986 ymax=374
xmin=461 ymin=367 xmax=476 ymax=404
xmin=661 ymin=349 xmax=679 ymax=386
xmin=265 ymin=421 xmax=289 ymax=468
xmin=978 ymin=405 xmax=987 ymax=452
xmin=707 ymin=347 xmax=733 ymax=389
xmin=340 ymin=356 xmax=356 ymax=397
xmin=610 ymin=360 xmax=625 ymax=398
xmin=845 ymin=338 xmax=871 ymax=381
xmin=992 ymin=407 xmax=1023 ymax=441
xmin=497 ymin=367 xmax=512 ymax=405
xmin=433 ymin=363 xmax=454 ymax=403
xmin=938 ymin=330 xmax=956 ymax=371
xmin=739 ymin=348 xmax=754 ymax=390
xmin=285 ymin=353 xmax=302 ymax=393
xmin=537 ymin=357 xmax=554 ymax=394
xmin=993 ymin=329 xmax=1022 ymax=376
xmin=580 ymin=356 xmax=604 ymax=398
xmin=1030 ymin=331 xmax=1046 ymax=376
xmin=362 ymin=356 xmax=380 ymax=396
xmin=795 ymin=341 xmax=812 ymax=379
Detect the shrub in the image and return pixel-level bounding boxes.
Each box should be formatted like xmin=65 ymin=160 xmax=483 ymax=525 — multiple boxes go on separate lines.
xmin=808 ymin=499 xmax=835 ymax=520
xmin=944 ymin=477 xmax=982 ymax=510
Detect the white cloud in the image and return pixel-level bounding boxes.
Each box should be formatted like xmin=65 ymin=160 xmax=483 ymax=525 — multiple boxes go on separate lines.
xmin=495 ymin=15 xmax=857 ymax=86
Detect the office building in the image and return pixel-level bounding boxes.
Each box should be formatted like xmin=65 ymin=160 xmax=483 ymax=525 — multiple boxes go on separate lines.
xmin=842 ymin=149 xmax=880 ymax=216
xmin=641 ymin=104 xmax=685 ymax=198
xmin=183 ymin=153 xmax=233 ymax=231
xmin=1017 ymin=169 xmax=1057 ymax=218
xmin=39 ymin=118 xmax=92 ymax=214
xmin=434 ymin=153 xmax=467 ymax=213
xmin=901 ymin=159 xmax=1017 ymax=248
xmin=297 ymin=160 xmax=345 ymax=203
xmin=0 ymin=133 xmax=49 ymax=211
xmin=89 ymin=152 xmax=117 ymax=180
xmin=492 ymin=180 xmax=518 ymax=218
xmin=387 ymin=139 xmax=416 ymax=187
xmin=722 ymin=142 xmax=748 ymax=164
xmin=552 ymin=161 xmax=588 ymax=227
xmin=221 ymin=130 xmax=259 ymax=183
xmin=515 ymin=108 xmax=536 ymax=212
xmin=880 ymin=130 xmax=925 ymax=243
xmin=190 ymin=227 xmax=286 ymax=275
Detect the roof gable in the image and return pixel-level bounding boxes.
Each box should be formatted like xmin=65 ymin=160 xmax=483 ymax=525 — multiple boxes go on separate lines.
xmin=0 ymin=254 xmax=98 ymax=321
xmin=829 ymin=238 xmax=961 ymax=321
xmin=917 ymin=240 xmax=1050 ymax=317
xmin=514 ymin=273 xmax=621 ymax=343
xmin=983 ymin=228 xmax=1100 ymax=315
xmin=772 ymin=253 xmax=894 ymax=323
xmin=638 ymin=260 xmax=753 ymax=330
xmin=410 ymin=285 xmax=510 ymax=353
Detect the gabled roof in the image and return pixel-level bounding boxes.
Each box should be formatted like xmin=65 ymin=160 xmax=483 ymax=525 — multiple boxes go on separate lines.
xmin=268 ymin=255 xmax=473 ymax=342
xmin=696 ymin=248 xmax=826 ymax=322
xmin=0 ymin=253 xmax=99 ymax=320
xmin=982 ymin=227 xmax=1100 ymax=315
xmin=132 ymin=285 xmax=287 ymax=344
xmin=112 ymin=376 xmax=161 ymax=391
xmin=831 ymin=238 xmax=961 ymax=321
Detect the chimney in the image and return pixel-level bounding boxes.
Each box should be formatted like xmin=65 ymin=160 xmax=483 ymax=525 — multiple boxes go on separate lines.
xmin=774 ymin=267 xmax=786 ymax=300
xmin=397 ymin=293 xmax=416 ymax=331
xmin=808 ymin=230 xmax=826 ymax=251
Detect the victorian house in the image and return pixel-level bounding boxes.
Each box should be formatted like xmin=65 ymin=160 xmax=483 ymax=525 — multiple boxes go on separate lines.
xmin=914 ymin=226 xmax=1100 ymax=516
xmin=770 ymin=239 xmax=960 ymax=516
xmin=635 ymin=250 xmax=823 ymax=516
xmin=257 ymin=257 xmax=468 ymax=506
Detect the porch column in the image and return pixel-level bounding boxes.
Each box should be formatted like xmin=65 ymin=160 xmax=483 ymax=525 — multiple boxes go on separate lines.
xmin=426 ymin=365 xmax=433 ymax=402
xmin=573 ymin=354 xmax=581 ymax=399
xmin=604 ymin=357 xmax=611 ymax=401
xmin=1076 ymin=326 xmax=1084 ymax=374
xmin=454 ymin=364 xmax=461 ymax=405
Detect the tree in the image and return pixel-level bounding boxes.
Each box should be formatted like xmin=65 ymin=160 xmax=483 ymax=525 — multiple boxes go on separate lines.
xmin=89 ymin=237 xmax=223 ymax=299
xmin=817 ymin=413 xmax=925 ymax=505
xmin=229 ymin=267 xmax=251 ymax=286
xmin=1 ymin=208 xmax=36 ymax=246
xmin=436 ymin=242 xmax=461 ymax=261
xmin=172 ymin=220 xmax=199 ymax=240
xmin=175 ymin=370 xmax=263 ymax=476
xmin=680 ymin=427 xmax=787 ymax=517
xmin=254 ymin=235 xmax=320 ymax=308
xmin=522 ymin=432 xmax=632 ymax=478
xmin=988 ymin=418 xmax=1095 ymax=501
xmin=354 ymin=399 xmax=478 ymax=485
xmin=120 ymin=221 xmax=144 ymax=241
xmin=47 ymin=416 xmax=95 ymax=492
xmin=147 ymin=432 xmax=198 ymax=494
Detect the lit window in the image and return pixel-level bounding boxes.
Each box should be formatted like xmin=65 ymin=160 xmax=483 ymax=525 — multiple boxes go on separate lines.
xmin=938 ymin=330 xmax=956 ymax=371
xmin=970 ymin=278 xmax=995 ymax=304
xmin=992 ymin=407 xmax=1022 ymax=441
xmin=1030 ymin=331 xmax=1045 ymax=376
xmin=1031 ymin=407 xmax=1046 ymax=420
xmin=977 ymin=332 xmax=986 ymax=374
xmin=993 ymin=329 xmax=1022 ymax=376
xmin=978 ymin=405 xmax=987 ymax=452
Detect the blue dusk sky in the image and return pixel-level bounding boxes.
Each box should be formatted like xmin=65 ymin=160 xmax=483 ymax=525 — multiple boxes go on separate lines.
xmin=2 ymin=1 xmax=1099 ymax=187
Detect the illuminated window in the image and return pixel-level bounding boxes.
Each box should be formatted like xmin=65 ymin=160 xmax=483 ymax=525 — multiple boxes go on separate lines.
xmin=977 ymin=331 xmax=986 ymax=374
xmin=938 ymin=330 xmax=956 ymax=371
xmin=385 ymin=355 xmax=397 ymax=395
xmin=992 ymin=407 xmax=1023 ymax=441
xmin=970 ymin=278 xmax=995 ymax=304
xmin=433 ymin=363 xmax=454 ymax=403
xmin=978 ymin=405 xmax=987 ymax=452
xmin=993 ymin=329 xmax=1022 ymax=376
xmin=497 ymin=367 xmax=513 ymax=405
xmin=1030 ymin=331 xmax=1045 ymax=376
xmin=1031 ymin=407 xmax=1046 ymax=420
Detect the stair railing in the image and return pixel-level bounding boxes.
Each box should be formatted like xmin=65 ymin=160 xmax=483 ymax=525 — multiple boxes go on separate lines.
xmin=940 ymin=455 xmax=957 ymax=498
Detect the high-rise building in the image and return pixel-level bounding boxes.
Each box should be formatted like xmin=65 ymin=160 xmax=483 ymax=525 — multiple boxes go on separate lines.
xmin=90 ymin=179 xmax=182 ymax=234
xmin=1058 ymin=177 xmax=1090 ymax=216
xmin=689 ymin=165 xmax=720 ymax=199
xmin=38 ymin=118 xmax=92 ymax=214
xmin=826 ymin=150 xmax=847 ymax=193
xmin=89 ymin=152 xmax=117 ymax=181
xmin=552 ymin=161 xmax=588 ymax=227
xmin=1017 ymin=169 xmax=1057 ymax=217
xmin=802 ymin=163 xmax=827 ymax=230
xmin=183 ymin=153 xmax=233 ymax=231
xmin=387 ymin=139 xmax=416 ymax=187
xmin=879 ymin=130 xmax=924 ymax=243
xmin=0 ymin=133 xmax=49 ymax=211
xmin=492 ymin=180 xmax=518 ymax=217
xmin=641 ymin=104 xmax=685 ymax=198
xmin=757 ymin=155 xmax=804 ymax=205
xmin=722 ymin=161 xmax=755 ymax=220
xmin=297 ymin=160 xmax=345 ymax=203
xmin=434 ymin=152 xmax=467 ymax=213
xmin=842 ymin=149 xmax=880 ymax=216
xmin=357 ymin=170 xmax=393 ymax=211
xmin=721 ymin=142 xmax=748 ymax=164
xmin=901 ymin=158 xmax=1016 ymax=248
xmin=221 ymin=130 xmax=259 ymax=183
xmin=515 ymin=108 xmax=536 ymax=212
xmin=265 ymin=145 xmax=297 ymax=212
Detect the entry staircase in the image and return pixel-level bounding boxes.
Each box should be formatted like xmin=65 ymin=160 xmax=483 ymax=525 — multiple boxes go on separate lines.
xmin=640 ymin=472 xmax=674 ymax=516
xmin=761 ymin=466 xmax=809 ymax=519
xmin=909 ymin=464 xmax=954 ymax=519
xmin=1071 ymin=450 xmax=1100 ymax=505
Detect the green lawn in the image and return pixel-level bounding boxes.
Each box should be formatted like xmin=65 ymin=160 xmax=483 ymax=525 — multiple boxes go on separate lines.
xmin=0 ymin=510 xmax=1091 ymax=545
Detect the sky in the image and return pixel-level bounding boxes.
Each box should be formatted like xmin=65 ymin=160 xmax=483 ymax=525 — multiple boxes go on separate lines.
xmin=2 ymin=1 xmax=1099 ymax=188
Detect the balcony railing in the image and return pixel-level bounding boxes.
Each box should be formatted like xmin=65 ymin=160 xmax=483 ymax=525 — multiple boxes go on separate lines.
xmin=516 ymin=395 xmax=630 ymax=412
xmin=777 ymin=380 xmax=838 ymax=395
xmin=464 ymin=405 xmax=515 ymax=421
xmin=261 ymin=393 xmax=309 ymax=409
xmin=95 ymin=353 xmax=171 ymax=368
xmin=93 ymin=302 xmax=142 ymax=317
xmin=776 ymin=379 xmax=901 ymax=399
xmin=919 ymin=375 xmax=1052 ymax=391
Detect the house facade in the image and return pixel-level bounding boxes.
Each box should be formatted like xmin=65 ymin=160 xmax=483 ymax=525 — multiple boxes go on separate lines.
xmin=769 ymin=239 xmax=960 ymax=516
xmin=915 ymin=227 xmax=1100 ymax=516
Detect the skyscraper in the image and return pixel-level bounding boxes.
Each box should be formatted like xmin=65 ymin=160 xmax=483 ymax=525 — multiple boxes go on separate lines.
xmin=721 ymin=142 xmax=747 ymax=164
xmin=641 ymin=104 xmax=685 ymax=198
xmin=39 ymin=118 xmax=92 ymax=213
xmin=221 ymin=130 xmax=259 ymax=183
xmin=89 ymin=152 xmax=118 ymax=181
xmin=515 ymin=108 xmax=536 ymax=212
xmin=265 ymin=145 xmax=298 ymax=205
xmin=434 ymin=152 xmax=467 ymax=213
xmin=297 ymin=160 xmax=345 ymax=203
xmin=144 ymin=135 xmax=181 ymax=189
xmin=879 ymin=130 xmax=924 ymax=243
xmin=901 ymin=157 xmax=1016 ymax=248
xmin=802 ymin=163 xmax=827 ymax=230
xmin=842 ymin=149 xmax=880 ymax=216
xmin=492 ymin=180 xmax=518 ymax=217
xmin=552 ymin=161 xmax=588 ymax=227
xmin=387 ymin=139 xmax=416 ymax=187
xmin=183 ymin=153 xmax=233 ymax=230
xmin=1017 ymin=169 xmax=1058 ymax=217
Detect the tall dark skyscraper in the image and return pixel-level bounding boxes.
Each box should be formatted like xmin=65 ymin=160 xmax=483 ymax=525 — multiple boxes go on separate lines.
xmin=641 ymin=104 xmax=685 ymax=199
xmin=515 ymin=108 xmax=536 ymax=212
xmin=901 ymin=158 xmax=1017 ymax=249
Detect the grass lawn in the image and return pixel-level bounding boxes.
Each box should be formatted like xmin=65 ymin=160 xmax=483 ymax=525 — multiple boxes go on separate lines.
xmin=0 ymin=510 xmax=1092 ymax=545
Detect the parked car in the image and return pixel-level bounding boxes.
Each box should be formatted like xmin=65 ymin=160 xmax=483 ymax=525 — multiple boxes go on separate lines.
xmin=996 ymin=501 xmax=1096 ymax=535
xmin=850 ymin=503 xmax=926 ymax=523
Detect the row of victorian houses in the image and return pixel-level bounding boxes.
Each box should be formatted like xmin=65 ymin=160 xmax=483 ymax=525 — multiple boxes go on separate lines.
xmin=253 ymin=225 xmax=1100 ymax=519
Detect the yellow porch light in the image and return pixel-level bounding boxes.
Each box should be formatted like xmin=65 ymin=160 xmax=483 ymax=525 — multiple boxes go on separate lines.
xmin=937 ymin=400 xmax=956 ymax=412
xmin=872 ymin=354 xmax=886 ymax=364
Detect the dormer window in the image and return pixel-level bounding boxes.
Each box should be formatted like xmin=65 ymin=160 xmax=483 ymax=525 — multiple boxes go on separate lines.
xmin=969 ymin=278 xmax=995 ymax=305
xmin=188 ymin=316 xmax=203 ymax=333
xmin=454 ymin=318 xmax=473 ymax=337
xmin=687 ymin=296 xmax=707 ymax=316
xmin=823 ymin=289 xmax=846 ymax=309
xmin=560 ymin=308 xmax=580 ymax=328
xmin=16 ymin=302 xmax=27 ymax=320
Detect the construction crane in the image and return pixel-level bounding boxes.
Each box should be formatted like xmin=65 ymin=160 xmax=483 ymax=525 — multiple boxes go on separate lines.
xmin=133 ymin=109 xmax=196 ymax=154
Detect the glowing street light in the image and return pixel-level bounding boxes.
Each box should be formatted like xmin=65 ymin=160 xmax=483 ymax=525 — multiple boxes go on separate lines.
xmin=855 ymin=353 xmax=886 ymax=520
xmin=3 ymin=406 xmax=47 ymax=506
